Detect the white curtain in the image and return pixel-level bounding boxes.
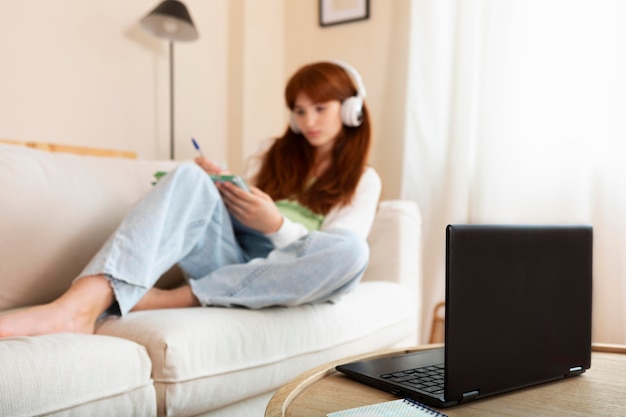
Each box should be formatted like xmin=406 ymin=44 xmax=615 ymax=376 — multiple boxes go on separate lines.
xmin=404 ymin=0 xmax=626 ymax=344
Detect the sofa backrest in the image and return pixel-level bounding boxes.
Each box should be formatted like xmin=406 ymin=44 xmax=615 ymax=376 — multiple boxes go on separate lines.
xmin=362 ymin=200 xmax=421 ymax=294
xmin=0 ymin=143 xmax=421 ymax=311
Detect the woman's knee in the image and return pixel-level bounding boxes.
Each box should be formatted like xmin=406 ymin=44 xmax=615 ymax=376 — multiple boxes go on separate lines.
xmin=170 ymin=163 xmax=208 ymax=183
xmin=324 ymin=229 xmax=370 ymax=270
xmin=166 ymin=163 xmax=218 ymax=195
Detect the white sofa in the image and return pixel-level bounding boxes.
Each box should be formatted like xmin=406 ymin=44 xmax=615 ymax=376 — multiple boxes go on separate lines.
xmin=0 ymin=143 xmax=422 ymax=417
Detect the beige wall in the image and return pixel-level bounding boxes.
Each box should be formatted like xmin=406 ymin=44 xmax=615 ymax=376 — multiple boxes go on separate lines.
xmin=0 ymin=0 xmax=410 ymax=199
xmin=229 ymin=0 xmax=286 ymax=174
xmin=0 ymin=1 xmax=226 ymax=161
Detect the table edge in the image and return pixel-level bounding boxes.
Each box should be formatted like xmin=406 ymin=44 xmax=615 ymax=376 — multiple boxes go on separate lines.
xmin=265 ymin=342 xmax=625 ymax=417
xmin=264 ymin=344 xmax=443 ymax=417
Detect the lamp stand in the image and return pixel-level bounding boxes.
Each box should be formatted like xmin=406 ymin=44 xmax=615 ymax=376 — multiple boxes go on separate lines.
xmin=169 ymin=41 xmax=175 ymax=160
xmin=140 ymin=0 xmax=198 ymax=159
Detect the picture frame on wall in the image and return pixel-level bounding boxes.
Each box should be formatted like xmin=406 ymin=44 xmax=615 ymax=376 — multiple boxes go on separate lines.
xmin=319 ymin=0 xmax=370 ymax=27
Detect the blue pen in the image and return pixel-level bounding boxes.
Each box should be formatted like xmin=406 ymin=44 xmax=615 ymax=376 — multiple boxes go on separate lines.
xmin=191 ymin=137 xmax=203 ymax=157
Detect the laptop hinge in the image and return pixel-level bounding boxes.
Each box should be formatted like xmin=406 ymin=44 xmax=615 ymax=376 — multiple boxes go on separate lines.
xmin=567 ymin=366 xmax=584 ymax=377
xmin=461 ymin=390 xmax=480 ymax=402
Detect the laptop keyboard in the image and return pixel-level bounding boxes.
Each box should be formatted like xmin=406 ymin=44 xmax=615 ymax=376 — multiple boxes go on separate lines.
xmin=380 ymin=364 xmax=445 ymax=395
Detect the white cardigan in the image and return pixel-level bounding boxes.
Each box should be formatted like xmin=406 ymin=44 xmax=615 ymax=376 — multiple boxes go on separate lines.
xmin=264 ymin=167 xmax=382 ymax=248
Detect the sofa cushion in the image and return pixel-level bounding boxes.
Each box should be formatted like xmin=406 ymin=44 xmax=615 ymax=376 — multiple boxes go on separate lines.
xmin=96 ymin=281 xmax=417 ymax=416
xmin=0 ymin=333 xmax=155 ymax=417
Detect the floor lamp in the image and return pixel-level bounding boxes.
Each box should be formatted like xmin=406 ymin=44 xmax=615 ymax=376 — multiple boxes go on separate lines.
xmin=140 ymin=0 xmax=199 ymax=160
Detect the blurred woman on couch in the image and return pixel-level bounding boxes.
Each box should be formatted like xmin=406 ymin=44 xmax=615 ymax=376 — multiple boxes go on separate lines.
xmin=0 ymin=60 xmax=381 ymax=337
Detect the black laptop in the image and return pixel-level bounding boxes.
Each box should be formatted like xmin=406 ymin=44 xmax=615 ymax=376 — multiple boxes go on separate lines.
xmin=336 ymin=224 xmax=593 ymax=408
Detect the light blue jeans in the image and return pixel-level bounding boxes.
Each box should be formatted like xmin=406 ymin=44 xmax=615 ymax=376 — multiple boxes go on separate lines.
xmin=78 ymin=163 xmax=369 ymax=315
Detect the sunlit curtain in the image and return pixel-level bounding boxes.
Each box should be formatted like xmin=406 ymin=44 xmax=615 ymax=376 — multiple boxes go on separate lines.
xmin=404 ymin=0 xmax=626 ymax=344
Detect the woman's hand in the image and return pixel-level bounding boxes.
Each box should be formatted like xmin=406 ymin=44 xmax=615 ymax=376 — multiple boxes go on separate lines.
xmin=195 ymin=157 xmax=227 ymax=175
xmin=217 ymin=182 xmax=283 ymax=234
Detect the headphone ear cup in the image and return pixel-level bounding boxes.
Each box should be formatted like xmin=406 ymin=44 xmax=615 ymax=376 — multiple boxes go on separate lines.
xmin=341 ymin=96 xmax=364 ymax=127
xmin=290 ymin=112 xmax=301 ymax=134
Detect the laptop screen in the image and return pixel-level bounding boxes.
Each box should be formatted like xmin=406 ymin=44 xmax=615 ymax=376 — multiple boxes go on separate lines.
xmin=444 ymin=225 xmax=593 ymax=401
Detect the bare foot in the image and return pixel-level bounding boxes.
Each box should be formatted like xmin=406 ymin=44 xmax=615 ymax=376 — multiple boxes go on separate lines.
xmin=0 ymin=301 xmax=94 ymax=337
xmin=132 ymin=284 xmax=200 ymax=312
xmin=0 ymin=275 xmax=114 ymax=338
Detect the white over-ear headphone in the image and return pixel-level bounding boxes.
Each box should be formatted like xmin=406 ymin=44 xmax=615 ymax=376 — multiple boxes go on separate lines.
xmin=290 ymin=60 xmax=367 ymax=134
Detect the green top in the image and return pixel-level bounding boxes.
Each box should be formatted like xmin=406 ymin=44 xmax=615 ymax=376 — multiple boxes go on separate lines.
xmin=276 ymin=200 xmax=325 ymax=232
xmin=153 ymin=171 xmax=325 ymax=231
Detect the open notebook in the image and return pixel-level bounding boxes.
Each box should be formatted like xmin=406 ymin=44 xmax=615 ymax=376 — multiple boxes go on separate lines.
xmin=328 ymin=398 xmax=448 ymax=416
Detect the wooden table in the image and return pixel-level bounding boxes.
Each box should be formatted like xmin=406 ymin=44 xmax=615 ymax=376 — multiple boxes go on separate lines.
xmin=265 ymin=343 xmax=626 ymax=417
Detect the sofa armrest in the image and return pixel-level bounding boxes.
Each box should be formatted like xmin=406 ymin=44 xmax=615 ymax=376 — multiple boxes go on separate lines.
xmin=361 ymin=200 xmax=422 ymax=293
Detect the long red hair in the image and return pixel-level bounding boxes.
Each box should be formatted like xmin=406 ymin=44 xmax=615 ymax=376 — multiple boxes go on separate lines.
xmin=254 ymin=62 xmax=372 ymax=215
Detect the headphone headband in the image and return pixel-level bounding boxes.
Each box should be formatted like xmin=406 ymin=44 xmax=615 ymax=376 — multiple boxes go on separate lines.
xmin=327 ymin=59 xmax=367 ymax=100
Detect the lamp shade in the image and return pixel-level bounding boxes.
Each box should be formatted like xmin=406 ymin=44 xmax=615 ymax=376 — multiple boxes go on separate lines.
xmin=140 ymin=0 xmax=198 ymax=42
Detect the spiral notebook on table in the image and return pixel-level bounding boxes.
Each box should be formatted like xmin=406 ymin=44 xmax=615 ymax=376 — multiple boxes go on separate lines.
xmin=327 ymin=398 xmax=448 ymax=416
